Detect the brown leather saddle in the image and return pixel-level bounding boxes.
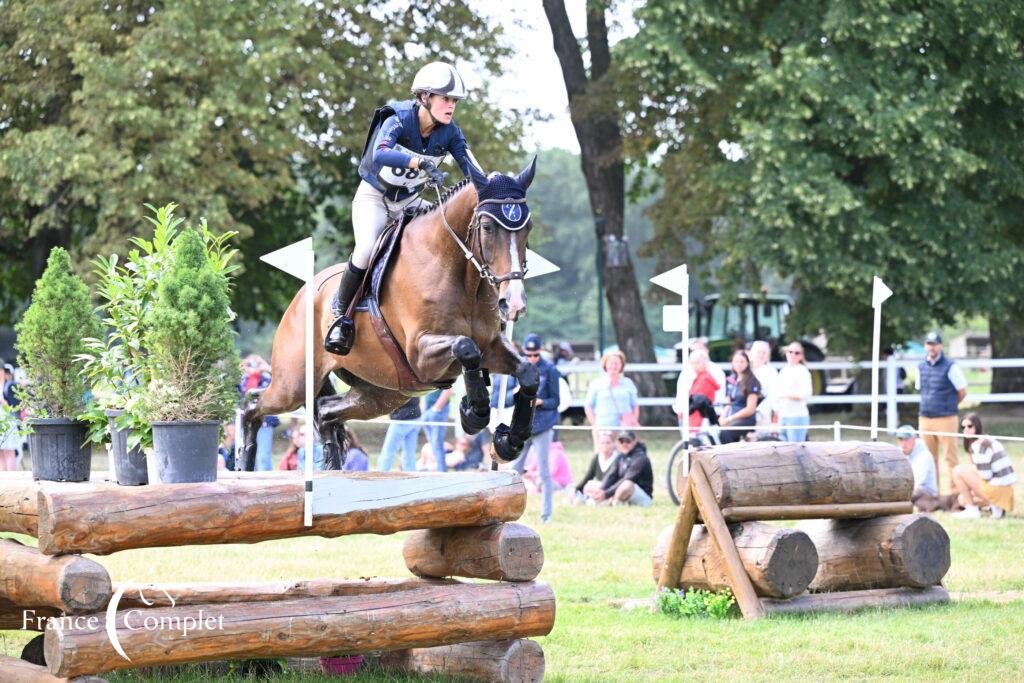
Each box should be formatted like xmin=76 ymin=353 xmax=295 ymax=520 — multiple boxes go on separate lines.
xmin=340 ymin=214 xmax=452 ymax=393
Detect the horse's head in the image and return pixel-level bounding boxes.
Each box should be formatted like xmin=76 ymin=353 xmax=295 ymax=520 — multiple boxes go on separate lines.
xmin=468 ymin=157 xmax=537 ymax=322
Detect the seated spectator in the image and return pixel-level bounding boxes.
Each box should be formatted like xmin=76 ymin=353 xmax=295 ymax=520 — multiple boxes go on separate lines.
xmin=952 ymin=413 xmax=1016 ymax=519
xmin=589 ymin=430 xmax=653 ymax=507
xmin=454 ymin=431 xmax=488 ymax=471
xmin=719 ymin=350 xmax=762 ymax=445
xmin=280 ymin=427 xmax=324 ymax=471
xmin=524 ymin=440 xmax=572 ymax=494
xmin=342 ymin=429 xmax=369 ymax=472
xmin=278 ymin=429 xmax=303 ymax=471
xmin=572 ymin=430 xmax=618 ymax=504
xmin=896 ymin=425 xmax=943 ymax=511
xmin=416 ymin=442 xmax=437 ymax=472
xmin=217 ymin=422 xmax=236 ymax=471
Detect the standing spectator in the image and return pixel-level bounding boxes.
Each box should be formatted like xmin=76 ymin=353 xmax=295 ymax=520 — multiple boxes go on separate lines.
xmin=278 ymin=428 xmax=303 ymax=471
xmin=240 ymin=355 xmax=280 ymax=471
xmin=673 ymin=349 xmax=720 ymax=436
xmin=512 ymin=333 xmax=561 ymax=523
xmin=774 ymin=342 xmax=813 ymax=442
xmin=917 ymin=332 xmax=967 ymax=494
xmin=691 ymin=339 xmax=727 ymax=405
xmin=749 ymin=341 xmax=778 ymax=437
xmin=1 ymin=364 xmax=20 ymax=471
xmin=719 ymin=350 xmax=762 ymax=445
xmin=552 ymin=341 xmax=576 ymax=374
xmin=421 ymin=388 xmax=452 ymax=472
xmin=217 ymin=422 xmax=236 ymax=471
xmin=584 ymin=350 xmax=639 ymax=429
xmin=895 ymin=425 xmax=941 ymax=510
xmin=295 ymin=426 xmax=325 ymax=471
xmin=377 ymin=398 xmax=421 ymax=472
xmin=342 ymin=429 xmax=369 ymax=471
xmin=572 ymin=430 xmax=619 ymax=504
xmin=952 ymin=413 xmax=1016 ymax=519
xmin=589 ymin=430 xmax=653 ymax=507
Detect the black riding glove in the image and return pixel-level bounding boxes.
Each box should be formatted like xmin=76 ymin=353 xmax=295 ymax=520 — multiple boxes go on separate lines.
xmin=418 ymin=159 xmax=447 ymax=187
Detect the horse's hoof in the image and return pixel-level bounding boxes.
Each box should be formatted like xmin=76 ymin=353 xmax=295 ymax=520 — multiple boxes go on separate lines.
xmin=459 ymin=398 xmax=489 ymax=435
xmin=492 ymin=424 xmax=522 ymax=464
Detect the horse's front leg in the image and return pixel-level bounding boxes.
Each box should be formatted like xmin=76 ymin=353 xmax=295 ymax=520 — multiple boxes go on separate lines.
xmin=481 ymin=337 xmax=538 ymax=464
xmin=414 ymin=334 xmax=495 ymax=436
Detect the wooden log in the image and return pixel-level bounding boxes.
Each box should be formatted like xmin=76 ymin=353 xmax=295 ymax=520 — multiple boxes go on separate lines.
xmin=37 ymin=471 xmax=526 ymax=555
xmin=0 ymin=656 xmax=107 ymax=682
xmin=761 ymin=585 xmax=950 ymax=615
xmin=113 ymin=577 xmax=454 ymax=608
xmin=655 ymin=471 xmax=698 ymax=592
xmin=721 ymin=502 xmax=913 ymax=522
xmin=44 ymin=580 xmax=556 ymax=677
xmin=0 ymin=539 xmax=111 ymax=613
xmin=798 ymin=514 xmax=951 ymax=591
xmin=0 ymin=597 xmax=59 ymax=630
xmin=690 ymin=441 xmax=912 ymax=509
xmin=652 ymin=521 xmax=818 ymax=599
xmin=0 ymin=473 xmax=39 ymax=535
xmin=689 ymin=461 xmax=764 ymax=619
xmin=379 ymin=639 xmax=544 ymax=683
xmin=403 ymin=523 xmax=543 ymax=582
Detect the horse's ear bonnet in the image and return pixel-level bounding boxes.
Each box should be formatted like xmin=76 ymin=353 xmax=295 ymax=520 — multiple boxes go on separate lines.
xmin=475 ymin=158 xmax=537 ymax=231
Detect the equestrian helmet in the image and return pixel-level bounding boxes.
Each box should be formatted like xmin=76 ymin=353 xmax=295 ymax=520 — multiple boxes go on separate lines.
xmin=411 ymin=62 xmax=468 ymax=100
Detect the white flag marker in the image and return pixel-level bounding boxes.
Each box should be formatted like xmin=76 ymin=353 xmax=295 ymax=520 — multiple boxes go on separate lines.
xmin=262 ymin=238 xmax=316 ymax=525
xmin=871 ymin=276 xmax=893 ymax=441
xmin=651 ymin=264 xmax=690 ymax=471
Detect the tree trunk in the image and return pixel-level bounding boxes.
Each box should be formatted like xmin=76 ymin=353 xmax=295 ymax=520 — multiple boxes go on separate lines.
xmin=989 ymin=314 xmax=1024 ymax=393
xmin=542 ymin=0 xmax=666 ymax=421
xmin=761 ymin=586 xmax=949 ymax=615
xmin=0 ymin=539 xmax=111 ymax=613
xmin=379 ymin=639 xmax=545 ymax=683
xmin=403 ymin=523 xmax=544 ymax=582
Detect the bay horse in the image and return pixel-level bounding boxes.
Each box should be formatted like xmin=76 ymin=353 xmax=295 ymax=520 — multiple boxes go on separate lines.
xmin=239 ymin=159 xmax=541 ymax=470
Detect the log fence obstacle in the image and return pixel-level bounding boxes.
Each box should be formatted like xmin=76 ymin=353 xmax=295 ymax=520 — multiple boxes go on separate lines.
xmin=655 ymin=441 xmax=951 ymax=620
xmin=0 ymin=470 xmax=554 ymax=681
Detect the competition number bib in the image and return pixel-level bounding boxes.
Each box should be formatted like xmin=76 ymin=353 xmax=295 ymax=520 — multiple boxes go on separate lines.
xmin=378 ymin=144 xmax=448 ymax=190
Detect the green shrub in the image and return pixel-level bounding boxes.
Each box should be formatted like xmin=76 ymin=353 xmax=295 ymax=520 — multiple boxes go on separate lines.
xmin=15 ymin=247 xmax=102 ymax=418
xmin=657 ymin=587 xmax=737 ymax=619
xmin=142 ymin=228 xmax=239 ymax=422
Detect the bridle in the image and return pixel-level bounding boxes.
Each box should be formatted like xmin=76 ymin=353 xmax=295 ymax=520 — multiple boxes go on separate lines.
xmin=432 ymin=185 xmax=528 ymax=291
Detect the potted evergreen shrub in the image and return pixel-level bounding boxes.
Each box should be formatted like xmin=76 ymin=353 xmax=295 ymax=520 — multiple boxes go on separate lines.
xmin=142 ymin=228 xmax=239 ymax=483
xmin=15 ymin=247 xmax=102 ymax=481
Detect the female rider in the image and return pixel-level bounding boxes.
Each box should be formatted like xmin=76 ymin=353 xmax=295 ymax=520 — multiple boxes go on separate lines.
xmin=325 ymin=62 xmax=481 ymax=355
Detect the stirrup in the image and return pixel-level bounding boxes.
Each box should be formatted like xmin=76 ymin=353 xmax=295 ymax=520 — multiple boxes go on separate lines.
xmin=324 ymin=315 xmax=355 ymax=356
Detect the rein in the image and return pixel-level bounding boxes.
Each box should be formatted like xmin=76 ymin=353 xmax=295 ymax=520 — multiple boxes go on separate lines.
xmin=432 ymin=185 xmax=528 ymax=290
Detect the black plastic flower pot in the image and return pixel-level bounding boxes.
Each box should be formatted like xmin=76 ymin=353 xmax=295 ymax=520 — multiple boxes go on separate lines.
xmin=150 ymin=420 xmax=220 ymax=483
xmin=27 ymin=418 xmax=92 ymax=482
xmin=105 ymin=409 xmax=148 ymax=486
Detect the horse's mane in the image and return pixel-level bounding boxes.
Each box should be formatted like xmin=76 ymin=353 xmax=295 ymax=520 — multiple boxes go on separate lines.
xmin=408 ymin=178 xmax=473 ymax=221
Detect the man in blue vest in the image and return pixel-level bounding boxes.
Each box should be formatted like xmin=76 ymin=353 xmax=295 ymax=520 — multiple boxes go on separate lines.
xmin=917 ymin=332 xmax=967 ymax=494
xmin=512 ymin=333 xmax=561 ymax=523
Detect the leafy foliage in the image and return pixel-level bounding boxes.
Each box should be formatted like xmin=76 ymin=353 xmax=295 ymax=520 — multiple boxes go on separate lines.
xmin=142 ymin=227 xmax=240 ymax=422
xmin=14 ymin=247 xmax=101 ymax=417
xmin=657 ymin=587 xmax=737 ymax=619
xmin=0 ymin=0 xmax=526 ymax=324
xmin=622 ymin=0 xmax=1024 ymax=353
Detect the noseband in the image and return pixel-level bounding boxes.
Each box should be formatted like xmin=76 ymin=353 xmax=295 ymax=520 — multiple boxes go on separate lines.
xmin=434 ymin=187 xmax=528 ymax=290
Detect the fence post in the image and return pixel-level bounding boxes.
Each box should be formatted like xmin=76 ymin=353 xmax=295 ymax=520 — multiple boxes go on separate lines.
xmin=885 ymin=356 xmax=898 ymax=435
xmin=833 ymin=421 xmax=841 ymax=441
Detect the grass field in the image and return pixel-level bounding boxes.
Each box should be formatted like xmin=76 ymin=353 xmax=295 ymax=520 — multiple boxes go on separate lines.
xmin=2 ymin=408 xmax=1023 ymax=681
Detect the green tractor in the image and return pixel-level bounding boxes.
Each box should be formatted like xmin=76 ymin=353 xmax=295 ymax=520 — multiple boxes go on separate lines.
xmin=686 ymin=292 xmax=830 ymax=396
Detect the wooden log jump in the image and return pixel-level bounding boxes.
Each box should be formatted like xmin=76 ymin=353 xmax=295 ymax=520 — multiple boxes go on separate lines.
xmin=379 ymin=639 xmax=545 ymax=683
xmin=44 ymin=580 xmax=556 ymax=677
xmin=761 ymin=585 xmax=950 ymax=615
xmin=652 ymin=522 xmax=818 ymax=599
xmin=690 ymin=441 xmax=912 ymax=509
xmin=798 ymin=514 xmax=951 ymax=591
xmin=0 ymin=539 xmax=111 ymax=613
xmin=0 ymin=472 xmax=39 ymax=536
xmin=403 ymin=523 xmax=544 ymax=582
xmin=0 ymin=597 xmax=59 ymax=630
xmin=36 ymin=471 xmax=526 ymax=555
xmin=0 ymin=656 xmax=107 ymax=683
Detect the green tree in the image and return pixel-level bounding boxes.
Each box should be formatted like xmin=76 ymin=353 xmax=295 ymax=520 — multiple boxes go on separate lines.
xmin=622 ymin=1 xmax=1024 ymax=375
xmin=15 ymin=247 xmax=101 ymax=417
xmin=0 ymin=0 xmax=526 ymax=324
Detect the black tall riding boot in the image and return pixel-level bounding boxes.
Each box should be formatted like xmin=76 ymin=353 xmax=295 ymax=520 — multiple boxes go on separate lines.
xmin=324 ymin=261 xmax=367 ymax=356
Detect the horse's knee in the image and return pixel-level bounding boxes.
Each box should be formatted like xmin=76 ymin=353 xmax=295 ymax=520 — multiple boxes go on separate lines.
xmin=515 ymin=361 xmax=539 ymax=396
xmin=452 ymin=336 xmax=482 ymax=370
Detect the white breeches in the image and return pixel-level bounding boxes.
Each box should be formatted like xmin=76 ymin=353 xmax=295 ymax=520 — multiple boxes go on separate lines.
xmin=350 ymin=181 xmax=427 ymax=269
